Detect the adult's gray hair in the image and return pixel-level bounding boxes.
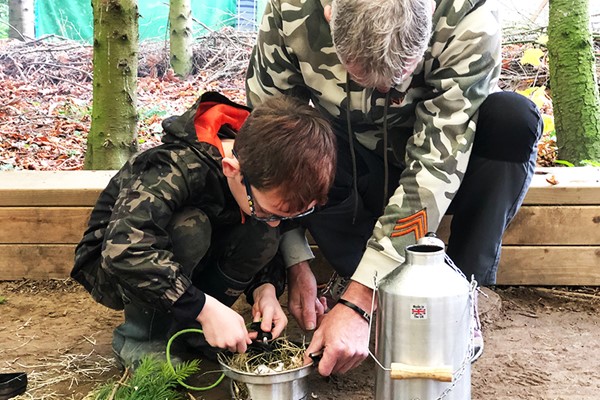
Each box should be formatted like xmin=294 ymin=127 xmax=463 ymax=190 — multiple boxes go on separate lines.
xmin=331 ymin=0 xmax=433 ymax=88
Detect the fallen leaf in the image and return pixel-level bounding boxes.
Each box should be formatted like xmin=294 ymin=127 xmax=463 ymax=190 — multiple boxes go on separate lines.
xmin=546 ymin=175 xmax=559 ymax=185
xmin=521 ymin=48 xmax=545 ymax=67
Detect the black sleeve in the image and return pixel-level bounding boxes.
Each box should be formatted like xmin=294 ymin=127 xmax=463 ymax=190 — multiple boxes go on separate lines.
xmin=243 ymin=252 xmax=287 ymax=305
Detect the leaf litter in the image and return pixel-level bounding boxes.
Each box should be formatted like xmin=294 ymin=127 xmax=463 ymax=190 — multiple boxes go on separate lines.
xmin=0 ymin=30 xmax=252 ymax=171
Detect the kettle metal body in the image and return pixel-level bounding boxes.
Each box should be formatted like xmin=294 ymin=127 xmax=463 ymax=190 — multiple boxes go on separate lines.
xmin=375 ymin=238 xmax=472 ymax=400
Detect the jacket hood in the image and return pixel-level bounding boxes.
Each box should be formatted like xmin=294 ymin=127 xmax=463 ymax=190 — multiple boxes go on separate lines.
xmin=161 ymin=91 xmax=251 ymax=157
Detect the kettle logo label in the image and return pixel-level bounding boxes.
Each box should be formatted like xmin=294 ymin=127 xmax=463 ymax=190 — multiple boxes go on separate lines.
xmin=411 ymin=304 xmax=428 ymax=319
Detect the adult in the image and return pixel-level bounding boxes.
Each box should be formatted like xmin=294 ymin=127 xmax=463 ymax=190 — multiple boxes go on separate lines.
xmin=247 ymin=0 xmax=542 ymax=376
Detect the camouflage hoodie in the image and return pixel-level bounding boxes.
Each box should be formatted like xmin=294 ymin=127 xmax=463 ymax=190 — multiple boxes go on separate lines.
xmin=72 ymin=92 xmax=282 ymax=313
xmin=246 ymin=0 xmax=502 ymax=287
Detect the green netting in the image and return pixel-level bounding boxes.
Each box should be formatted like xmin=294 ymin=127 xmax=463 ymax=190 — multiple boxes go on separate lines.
xmin=34 ymin=0 xmax=239 ymax=42
xmin=0 ymin=1 xmax=8 ymax=39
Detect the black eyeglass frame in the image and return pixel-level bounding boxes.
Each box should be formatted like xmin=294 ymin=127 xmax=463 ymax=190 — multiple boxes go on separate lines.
xmin=232 ymin=149 xmax=315 ymax=222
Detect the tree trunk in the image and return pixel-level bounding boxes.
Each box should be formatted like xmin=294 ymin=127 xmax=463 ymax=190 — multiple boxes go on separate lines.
xmin=548 ymin=0 xmax=600 ymax=164
xmin=169 ymin=0 xmax=193 ymax=77
xmin=8 ymin=0 xmax=34 ymax=40
xmin=86 ymin=0 xmax=139 ymax=170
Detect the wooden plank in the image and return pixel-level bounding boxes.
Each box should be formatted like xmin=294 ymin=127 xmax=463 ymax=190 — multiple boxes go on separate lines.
xmin=0 ymin=168 xmax=597 ymax=207
xmin=0 ymin=244 xmax=75 ymax=280
xmin=2 ymin=244 xmax=599 ymax=285
xmin=496 ymin=246 xmax=600 ymax=285
xmin=0 ymin=170 xmax=116 ymax=206
xmin=437 ymin=206 xmax=600 ymax=245
xmin=1 ymin=245 xmax=335 ymax=282
xmin=534 ymin=166 xmax=600 ymax=182
xmin=504 ymin=206 xmax=600 ymax=245
xmin=0 ymin=207 xmax=92 ymax=244
xmin=307 ymin=246 xmax=600 ymax=286
xmin=525 ymin=167 xmax=600 ymax=205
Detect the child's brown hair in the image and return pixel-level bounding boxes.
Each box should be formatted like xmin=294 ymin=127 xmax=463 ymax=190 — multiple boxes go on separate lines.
xmin=234 ymin=95 xmax=336 ymax=213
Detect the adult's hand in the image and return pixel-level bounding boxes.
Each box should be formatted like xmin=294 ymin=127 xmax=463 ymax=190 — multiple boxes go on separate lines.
xmin=304 ymin=281 xmax=373 ymax=376
xmin=287 ymin=261 xmax=326 ymax=331
xmin=196 ymin=294 xmax=251 ymax=353
xmin=251 ymin=283 xmax=288 ymax=339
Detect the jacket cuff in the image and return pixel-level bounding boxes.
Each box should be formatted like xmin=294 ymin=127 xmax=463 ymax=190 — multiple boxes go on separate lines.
xmin=280 ymin=228 xmax=314 ymax=268
xmin=351 ymin=246 xmax=404 ymax=289
xmin=244 ymin=253 xmax=286 ymax=304
xmin=172 ymin=285 xmax=206 ymax=322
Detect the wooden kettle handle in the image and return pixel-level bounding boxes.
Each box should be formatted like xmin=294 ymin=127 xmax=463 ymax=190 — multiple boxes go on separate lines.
xmin=390 ymin=363 xmax=453 ymax=382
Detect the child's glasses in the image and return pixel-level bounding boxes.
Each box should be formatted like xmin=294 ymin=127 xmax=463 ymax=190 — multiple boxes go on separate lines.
xmin=241 ymin=176 xmax=315 ymax=222
xmin=232 ymin=149 xmax=315 ymax=222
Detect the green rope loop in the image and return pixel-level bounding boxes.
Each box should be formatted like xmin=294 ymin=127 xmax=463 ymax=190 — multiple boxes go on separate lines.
xmin=166 ymin=328 xmax=225 ymax=391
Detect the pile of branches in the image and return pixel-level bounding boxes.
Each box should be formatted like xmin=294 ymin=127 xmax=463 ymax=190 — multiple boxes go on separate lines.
xmin=0 ymin=35 xmax=93 ymax=90
xmin=190 ymin=26 xmax=256 ymax=85
xmin=1 ymin=25 xmax=597 ymax=91
xmin=0 ymin=27 xmax=255 ymax=89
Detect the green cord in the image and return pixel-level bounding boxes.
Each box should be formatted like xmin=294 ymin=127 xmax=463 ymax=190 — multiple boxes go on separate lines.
xmin=166 ymin=328 xmax=225 ymax=391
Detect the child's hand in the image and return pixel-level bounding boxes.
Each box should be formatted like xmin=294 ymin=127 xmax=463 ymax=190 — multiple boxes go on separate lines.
xmin=196 ymin=294 xmax=251 ymax=353
xmin=251 ymin=283 xmax=288 ymax=339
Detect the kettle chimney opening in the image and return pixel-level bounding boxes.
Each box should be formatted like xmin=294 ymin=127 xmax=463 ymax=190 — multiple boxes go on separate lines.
xmin=408 ymin=244 xmax=444 ymax=253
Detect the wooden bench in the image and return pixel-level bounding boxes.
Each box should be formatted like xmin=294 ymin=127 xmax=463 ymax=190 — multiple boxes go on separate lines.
xmin=0 ymin=171 xmax=116 ymax=280
xmin=438 ymin=167 xmax=600 ymax=285
xmin=0 ymin=167 xmax=599 ymax=285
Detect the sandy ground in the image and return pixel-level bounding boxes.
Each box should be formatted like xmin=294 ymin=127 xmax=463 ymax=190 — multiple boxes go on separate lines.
xmin=1 ymin=279 xmax=599 ymax=400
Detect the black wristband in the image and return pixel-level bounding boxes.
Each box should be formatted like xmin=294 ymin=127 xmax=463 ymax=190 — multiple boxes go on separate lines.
xmin=337 ymin=299 xmax=371 ymax=323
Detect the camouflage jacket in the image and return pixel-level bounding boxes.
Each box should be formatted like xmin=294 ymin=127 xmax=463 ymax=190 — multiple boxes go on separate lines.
xmin=247 ymin=0 xmax=502 ymax=287
xmin=72 ymin=92 xmax=284 ymax=313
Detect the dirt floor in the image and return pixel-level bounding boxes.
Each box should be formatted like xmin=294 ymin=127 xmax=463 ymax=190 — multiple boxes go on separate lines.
xmin=1 ymin=279 xmax=599 ymax=400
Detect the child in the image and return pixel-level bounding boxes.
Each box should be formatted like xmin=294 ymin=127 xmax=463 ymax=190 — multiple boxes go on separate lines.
xmin=71 ymin=92 xmax=336 ymax=368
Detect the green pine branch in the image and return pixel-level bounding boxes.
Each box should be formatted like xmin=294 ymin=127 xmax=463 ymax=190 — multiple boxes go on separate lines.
xmin=85 ymin=356 xmax=200 ymax=400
